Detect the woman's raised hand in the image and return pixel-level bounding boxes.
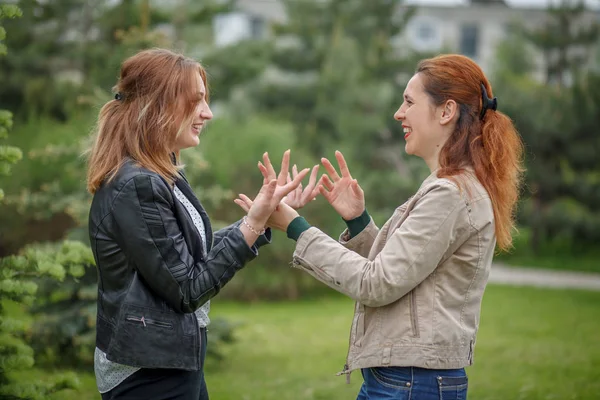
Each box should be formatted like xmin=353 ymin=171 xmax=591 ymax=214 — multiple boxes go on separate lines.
xmin=258 ymin=152 xmax=320 ymax=210
xmin=319 ymin=151 xmax=365 ymax=220
xmin=244 ymin=150 xmax=309 ymax=230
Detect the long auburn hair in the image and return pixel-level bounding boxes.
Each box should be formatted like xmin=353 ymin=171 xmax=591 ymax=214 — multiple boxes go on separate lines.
xmin=417 ymin=55 xmax=524 ymax=252
xmin=86 ymin=48 xmax=208 ymax=193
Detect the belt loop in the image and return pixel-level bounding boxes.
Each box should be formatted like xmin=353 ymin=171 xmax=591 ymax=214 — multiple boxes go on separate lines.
xmin=381 ymin=344 xmax=392 ymax=366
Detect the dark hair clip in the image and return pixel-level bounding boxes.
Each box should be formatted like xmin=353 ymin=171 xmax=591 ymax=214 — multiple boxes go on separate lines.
xmin=479 ymin=83 xmax=497 ymax=120
xmin=115 ymin=92 xmax=124 ymax=101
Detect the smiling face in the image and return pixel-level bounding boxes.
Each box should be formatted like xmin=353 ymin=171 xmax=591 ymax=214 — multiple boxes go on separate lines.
xmin=393 ymin=73 xmax=456 ymax=171
xmin=172 ymin=71 xmax=213 ymax=152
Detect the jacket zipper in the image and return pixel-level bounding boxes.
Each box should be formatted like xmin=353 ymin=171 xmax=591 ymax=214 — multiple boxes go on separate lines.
xmin=126 ymin=315 xmax=173 ymax=329
xmin=336 ymin=302 xmax=359 ymax=384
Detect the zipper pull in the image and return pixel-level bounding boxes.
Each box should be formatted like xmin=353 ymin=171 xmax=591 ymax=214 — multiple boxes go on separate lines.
xmin=141 ymin=316 xmax=147 ymax=327
xmin=336 ymin=364 xmax=349 ymax=376
xmin=336 ymin=364 xmax=351 ymax=384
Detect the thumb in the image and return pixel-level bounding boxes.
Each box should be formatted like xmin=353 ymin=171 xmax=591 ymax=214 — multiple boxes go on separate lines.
xmin=264 ymin=179 xmax=277 ymax=197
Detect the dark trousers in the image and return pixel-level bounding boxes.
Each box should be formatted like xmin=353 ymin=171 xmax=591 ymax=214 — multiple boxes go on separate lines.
xmin=101 ymin=329 xmax=208 ymax=400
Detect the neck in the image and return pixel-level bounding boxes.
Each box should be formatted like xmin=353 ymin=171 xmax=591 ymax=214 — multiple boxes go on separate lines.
xmin=424 ymin=149 xmax=441 ymax=172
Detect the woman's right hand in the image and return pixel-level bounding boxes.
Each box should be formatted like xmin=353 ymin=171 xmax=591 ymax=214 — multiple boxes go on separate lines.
xmin=319 ymin=150 xmax=365 ymax=220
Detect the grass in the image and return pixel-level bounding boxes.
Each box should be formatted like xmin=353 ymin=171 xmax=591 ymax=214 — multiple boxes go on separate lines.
xmin=16 ymin=285 xmax=600 ymax=400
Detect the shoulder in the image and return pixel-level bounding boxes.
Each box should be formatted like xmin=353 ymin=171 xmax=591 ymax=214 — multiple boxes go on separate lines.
xmin=419 ymin=172 xmax=494 ymax=230
xmin=99 ymin=158 xmax=173 ymax=203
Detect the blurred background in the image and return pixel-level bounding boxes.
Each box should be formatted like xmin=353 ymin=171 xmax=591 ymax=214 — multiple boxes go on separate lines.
xmin=1 ymin=0 xmax=599 ymax=399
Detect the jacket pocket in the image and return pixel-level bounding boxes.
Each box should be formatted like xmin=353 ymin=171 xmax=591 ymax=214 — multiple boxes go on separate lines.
xmin=108 ymin=304 xmax=197 ymax=370
xmin=126 ymin=315 xmax=174 ymax=329
xmin=352 ymin=304 xmax=365 ymax=346
xmin=409 ymin=291 xmax=420 ymax=338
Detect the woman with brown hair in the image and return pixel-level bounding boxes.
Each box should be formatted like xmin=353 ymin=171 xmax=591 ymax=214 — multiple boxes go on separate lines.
xmin=238 ymin=54 xmax=524 ymax=399
xmin=86 ymin=48 xmax=308 ymax=400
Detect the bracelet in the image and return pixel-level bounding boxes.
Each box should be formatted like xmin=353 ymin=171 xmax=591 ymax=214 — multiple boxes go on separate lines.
xmin=242 ymin=216 xmax=266 ymax=236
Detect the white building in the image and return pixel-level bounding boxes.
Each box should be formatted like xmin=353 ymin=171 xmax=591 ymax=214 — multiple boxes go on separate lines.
xmin=214 ymin=0 xmax=600 ymax=81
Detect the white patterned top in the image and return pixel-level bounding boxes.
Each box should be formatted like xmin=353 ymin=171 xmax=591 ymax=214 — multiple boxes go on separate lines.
xmin=94 ymin=185 xmax=210 ymax=393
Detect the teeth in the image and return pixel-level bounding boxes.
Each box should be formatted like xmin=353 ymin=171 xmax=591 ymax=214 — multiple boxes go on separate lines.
xmin=403 ymin=127 xmax=412 ymax=133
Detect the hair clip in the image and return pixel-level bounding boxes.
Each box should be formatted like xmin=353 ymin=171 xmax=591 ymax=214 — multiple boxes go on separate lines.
xmin=479 ymin=83 xmax=497 ymax=120
xmin=115 ymin=92 xmax=124 ymax=101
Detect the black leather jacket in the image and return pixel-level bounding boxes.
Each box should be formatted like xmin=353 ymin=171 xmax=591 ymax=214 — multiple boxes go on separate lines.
xmin=89 ymin=158 xmax=270 ymax=370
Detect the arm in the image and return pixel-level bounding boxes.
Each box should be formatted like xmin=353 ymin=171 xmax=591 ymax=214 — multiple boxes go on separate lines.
xmin=214 ymin=220 xmax=272 ymax=249
xmin=113 ymin=174 xmax=258 ymax=314
xmin=292 ymin=182 xmax=471 ymax=307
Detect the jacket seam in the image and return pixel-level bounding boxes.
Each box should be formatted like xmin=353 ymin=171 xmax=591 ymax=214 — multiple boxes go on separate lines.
xmin=459 ymin=225 xmax=482 ymax=346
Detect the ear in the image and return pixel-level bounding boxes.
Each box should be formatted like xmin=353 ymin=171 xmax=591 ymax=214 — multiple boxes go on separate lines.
xmin=439 ymin=99 xmax=458 ymax=126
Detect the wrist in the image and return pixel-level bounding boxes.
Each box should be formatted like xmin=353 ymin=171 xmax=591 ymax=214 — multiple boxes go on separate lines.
xmin=286 ymin=216 xmax=311 ymax=241
xmin=243 ymin=216 xmax=266 ymax=236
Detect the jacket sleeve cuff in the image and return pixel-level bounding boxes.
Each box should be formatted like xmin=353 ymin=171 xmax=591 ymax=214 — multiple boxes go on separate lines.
xmin=254 ymin=228 xmax=272 ymax=248
xmin=286 ymin=217 xmax=311 ymax=241
xmin=343 ymin=209 xmax=370 ymax=239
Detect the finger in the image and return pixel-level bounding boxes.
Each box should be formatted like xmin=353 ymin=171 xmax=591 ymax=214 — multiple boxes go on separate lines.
xmin=321 ymin=174 xmax=334 ymax=191
xmin=279 ymin=168 xmax=309 ymax=198
xmin=262 ymin=152 xmax=276 ymax=180
xmin=292 ymin=164 xmax=298 ymax=179
xmin=234 ymin=199 xmax=250 ymax=213
xmin=318 ymin=185 xmax=332 ymax=202
xmin=321 ymin=157 xmax=341 ymax=182
xmin=258 ymin=162 xmax=270 ymax=185
xmin=335 ymin=150 xmax=352 ymax=179
xmin=351 ymin=179 xmax=364 ymax=196
xmin=277 ymin=149 xmax=290 ymax=186
xmin=302 ymin=165 xmax=319 ymax=198
xmin=239 ymin=193 xmax=254 ymax=206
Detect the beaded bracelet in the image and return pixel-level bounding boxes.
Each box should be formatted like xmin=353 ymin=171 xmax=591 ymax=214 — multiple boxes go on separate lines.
xmin=242 ymin=216 xmax=266 ymax=236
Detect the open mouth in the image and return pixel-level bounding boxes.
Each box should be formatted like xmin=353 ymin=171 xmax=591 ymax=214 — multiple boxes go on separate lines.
xmin=403 ymin=127 xmax=412 ymax=139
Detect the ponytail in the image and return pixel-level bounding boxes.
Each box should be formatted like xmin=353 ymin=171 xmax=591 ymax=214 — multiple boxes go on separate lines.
xmin=476 ymin=110 xmax=524 ymax=251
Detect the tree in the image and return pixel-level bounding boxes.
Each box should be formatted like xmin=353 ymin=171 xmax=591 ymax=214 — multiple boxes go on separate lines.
xmin=524 ymin=0 xmax=599 ymax=87
xmin=520 ymin=1 xmax=600 ymax=251
xmin=493 ymin=7 xmax=600 ymax=255
xmin=0 ymin=5 xmax=84 ymax=399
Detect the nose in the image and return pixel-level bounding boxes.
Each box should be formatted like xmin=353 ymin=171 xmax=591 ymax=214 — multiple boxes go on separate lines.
xmin=201 ymin=104 xmax=213 ymax=121
xmin=394 ymin=106 xmax=405 ymax=121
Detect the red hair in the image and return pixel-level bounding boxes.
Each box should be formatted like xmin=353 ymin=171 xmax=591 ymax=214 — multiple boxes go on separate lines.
xmin=417 ymin=55 xmax=524 ymax=252
xmin=86 ymin=48 xmax=208 ymax=193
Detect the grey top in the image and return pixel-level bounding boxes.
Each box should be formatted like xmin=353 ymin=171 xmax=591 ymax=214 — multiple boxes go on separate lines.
xmin=94 ymin=185 xmax=210 ymax=393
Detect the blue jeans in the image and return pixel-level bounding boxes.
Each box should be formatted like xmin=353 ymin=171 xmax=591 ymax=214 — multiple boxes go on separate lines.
xmin=357 ymin=366 xmax=468 ymax=400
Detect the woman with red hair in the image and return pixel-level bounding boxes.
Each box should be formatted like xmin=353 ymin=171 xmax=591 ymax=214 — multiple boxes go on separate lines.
xmin=238 ymin=54 xmax=524 ymax=399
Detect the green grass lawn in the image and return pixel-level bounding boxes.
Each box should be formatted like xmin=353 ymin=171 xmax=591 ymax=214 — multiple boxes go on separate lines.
xmin=28 ymin=285 xmax=600 ymax=399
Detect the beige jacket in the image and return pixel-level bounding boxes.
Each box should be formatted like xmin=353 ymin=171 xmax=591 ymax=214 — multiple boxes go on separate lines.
xmin=292 ymin=170 xmax=496 ymax=374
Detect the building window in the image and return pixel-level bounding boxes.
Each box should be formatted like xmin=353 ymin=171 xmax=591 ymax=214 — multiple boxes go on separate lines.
xmin=460 ymin=23 xmax=479 ymax=58
xmin=407 ymin=16 xmax=442 ymax=52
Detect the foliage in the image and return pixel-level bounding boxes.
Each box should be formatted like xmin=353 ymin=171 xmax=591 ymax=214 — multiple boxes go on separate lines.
xmin=493 ymin=6 xmax=600 ymax=254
